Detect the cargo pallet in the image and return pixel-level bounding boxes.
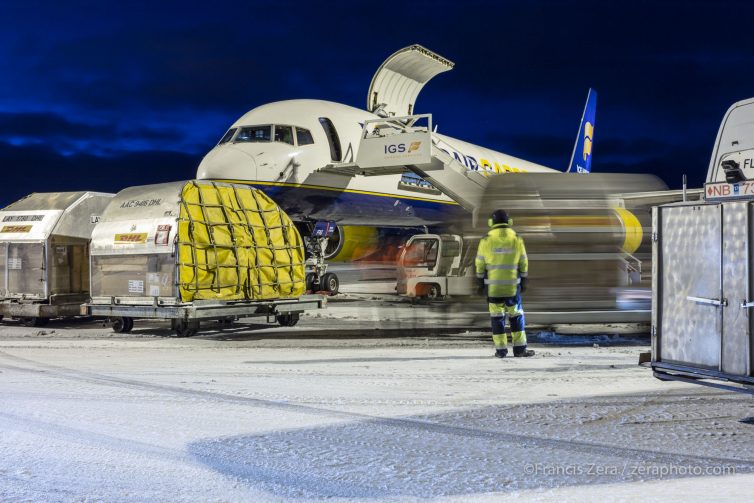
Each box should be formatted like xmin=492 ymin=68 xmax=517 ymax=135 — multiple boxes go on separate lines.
xmin=0 ymin=294 xmax=89 ymax=326
xmin=84 ymin=294 xmax=326 ymax=337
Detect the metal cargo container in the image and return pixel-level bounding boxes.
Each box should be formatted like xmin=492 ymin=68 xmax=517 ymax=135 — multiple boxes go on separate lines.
xmin=0 ymin=191 xmax=114 ymax=326
xmin=651 ymin=201 xmax=754 ymax=393
xmin=651 ymin=97 xmax=754 ymax=393
xmin=85 ymin=180 xmax=323 ymax=336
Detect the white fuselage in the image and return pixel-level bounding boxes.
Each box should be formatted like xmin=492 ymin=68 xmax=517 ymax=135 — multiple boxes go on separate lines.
xmin=197 ymin=99 xmax=558 ymax=225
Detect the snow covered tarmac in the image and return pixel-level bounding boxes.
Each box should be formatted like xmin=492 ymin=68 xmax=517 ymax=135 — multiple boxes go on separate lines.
xmin=1 ymin=313 xmax=754 ymax=502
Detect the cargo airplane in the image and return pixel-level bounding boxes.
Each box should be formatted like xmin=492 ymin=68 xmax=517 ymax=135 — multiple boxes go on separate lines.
xmin=197 ymin=45 xmax=597 ymax=266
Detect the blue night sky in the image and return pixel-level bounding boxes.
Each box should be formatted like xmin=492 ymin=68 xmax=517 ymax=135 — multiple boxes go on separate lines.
xmin=1 ymin=0 xmax=752 ymax=205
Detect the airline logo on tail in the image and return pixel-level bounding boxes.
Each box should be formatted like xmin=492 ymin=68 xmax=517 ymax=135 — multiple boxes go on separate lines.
xmin=568 ymin=88 xmax=597 ymax=174
xmin=583 ymin=121 xmax=593 ymax=161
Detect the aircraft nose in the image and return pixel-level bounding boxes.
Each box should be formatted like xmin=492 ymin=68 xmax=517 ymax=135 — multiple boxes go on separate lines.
xmin=196 ymin=145 xmax=258 ymax=180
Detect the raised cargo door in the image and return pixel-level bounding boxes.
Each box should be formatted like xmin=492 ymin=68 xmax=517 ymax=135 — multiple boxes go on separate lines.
xmin=367 ymin=45 xmax=454 ymax=118
xmin=657 ymin=204 xmax=722 ymax=369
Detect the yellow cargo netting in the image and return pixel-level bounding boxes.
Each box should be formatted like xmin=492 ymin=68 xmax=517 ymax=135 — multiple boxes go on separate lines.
xmin=177 ymin=181 xmax=306 ymax=302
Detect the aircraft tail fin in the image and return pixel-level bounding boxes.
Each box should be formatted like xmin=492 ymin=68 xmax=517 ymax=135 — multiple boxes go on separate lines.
xmin=567 ymin=88 xmax=597 ymax=173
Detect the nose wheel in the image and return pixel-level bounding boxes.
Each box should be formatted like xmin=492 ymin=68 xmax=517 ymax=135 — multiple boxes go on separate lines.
xmin=303 ymin=221 xmax=339 ymax=295
xmin=322 ymin=272 xmax=339 ymax=295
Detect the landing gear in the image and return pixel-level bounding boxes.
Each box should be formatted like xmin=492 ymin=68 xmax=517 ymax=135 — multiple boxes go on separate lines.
xmin=322 ymin=272 xmax=339 ymax=295
xmin=276 ymin=313 xmax=300 ymax=327
xmin=112 ymin=316 xmax=134 ymax=333
xmin=305 ymin=272 xmax=316 ymax=293
xmin=303 ymin=221 xmax=339 ymax=295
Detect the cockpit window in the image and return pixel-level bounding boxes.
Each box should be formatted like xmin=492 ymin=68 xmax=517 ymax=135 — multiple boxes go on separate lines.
xmin=218 ymin=128 xmax=237 ymax=145
xmin=296 ymin=127 xmax=314 ymax=146
xmin=274 ymin=125 xmax=294 ymax=145
xmin=235 ymin=126 xmax=271 ymax=143
xmin=232 ymin=124 xmax=312 ymax=146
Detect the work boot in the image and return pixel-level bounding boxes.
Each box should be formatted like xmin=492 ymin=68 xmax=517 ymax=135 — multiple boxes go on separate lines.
xmin=494 ymin=348 xmax=508 ymax=358
xmin=513 ymin=345 xmax=535 ymax=357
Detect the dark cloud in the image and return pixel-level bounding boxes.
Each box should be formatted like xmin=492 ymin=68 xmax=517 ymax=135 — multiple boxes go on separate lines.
xmin=0 ymin=112 xmax=182 ymax=143
xmin=0 ymin=141 xmax=200 ymax=206
xmin=0 ymin=112 xmax=101 ymax=138
xmin=0 ymin=0 xmax=752 ymax=191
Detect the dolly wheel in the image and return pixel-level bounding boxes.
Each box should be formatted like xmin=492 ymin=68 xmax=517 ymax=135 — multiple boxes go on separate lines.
xmin=217 ymin=316 xmax=236 ymax=326
xmin=276 ymin=313 xmax=300 ymax=327
xmin=22 ymin=317 xmax=49 ymax=327
xmin=112 ymin=317 xmax=134 ymax=333
xmin=322 ymin=272 xmax=339 ymax=295
xmin=174 ymin=319 xmax=199 ymax=337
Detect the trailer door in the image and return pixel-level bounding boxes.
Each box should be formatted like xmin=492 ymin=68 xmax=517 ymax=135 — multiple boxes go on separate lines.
xmin=6 ymin=242 xmax=46 ymax=298
xmin=656 ymin=204 xmax=723 ymax=369
xmin=721 ymin=202 xmax=751 ymax=376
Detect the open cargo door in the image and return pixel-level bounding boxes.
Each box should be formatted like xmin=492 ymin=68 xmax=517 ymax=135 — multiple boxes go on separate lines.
xmin=367 ymin=44 xmax=454 ymax=118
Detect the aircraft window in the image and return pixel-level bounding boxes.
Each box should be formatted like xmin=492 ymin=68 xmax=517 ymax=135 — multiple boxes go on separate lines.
xmin=235 ymin=125 xmax=271 ymax=143
xmin=218 ymin=128 xmax=237 ymax=145
xmin=319 ymin=117 xmax=342 ymax=161
xmin=274 ymin=125 xmax=294 ymax=145
xmin=296 ymin=127 xmax=314 ymax=146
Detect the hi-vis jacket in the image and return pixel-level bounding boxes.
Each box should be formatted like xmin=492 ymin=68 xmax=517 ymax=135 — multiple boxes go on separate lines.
xmin=475 ymin=225 xmax=528 ymax=298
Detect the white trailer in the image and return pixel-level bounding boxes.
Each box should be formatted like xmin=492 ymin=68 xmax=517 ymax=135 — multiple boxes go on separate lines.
xmin=0 ymin=192 xmax=114 ymax=326
xmin=651 ymin=98 xmax=754 ymax=393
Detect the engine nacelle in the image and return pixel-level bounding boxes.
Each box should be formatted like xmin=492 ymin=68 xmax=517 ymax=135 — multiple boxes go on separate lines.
xmin=324 ymin=225 xmax=381 ymax=262
xmin=323 ymin=226 xmax=419 ymax=263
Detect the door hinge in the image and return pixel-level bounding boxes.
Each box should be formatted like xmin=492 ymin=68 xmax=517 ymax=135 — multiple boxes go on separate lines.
xmin=651 ymin=231 xmax=659 ymax=243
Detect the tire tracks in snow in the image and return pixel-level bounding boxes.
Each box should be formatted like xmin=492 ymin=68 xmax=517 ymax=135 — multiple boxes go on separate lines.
xmin=0 ymin=411 xmax=188 ymax=464
xmin=2 ymin=349 xmax=754 ymax=471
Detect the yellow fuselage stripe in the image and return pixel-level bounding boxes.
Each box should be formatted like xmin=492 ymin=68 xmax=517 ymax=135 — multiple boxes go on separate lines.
xmin=209 ymin=179 xmax=461 ymax=205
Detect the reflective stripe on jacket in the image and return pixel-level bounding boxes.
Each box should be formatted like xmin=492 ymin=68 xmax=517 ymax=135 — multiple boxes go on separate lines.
xmin=474 ymin=225 xmax=528 ymax=297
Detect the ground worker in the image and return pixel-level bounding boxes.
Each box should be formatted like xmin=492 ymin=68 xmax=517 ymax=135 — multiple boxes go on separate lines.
xmin=475 ymin=209 xmax=535 ymax=358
